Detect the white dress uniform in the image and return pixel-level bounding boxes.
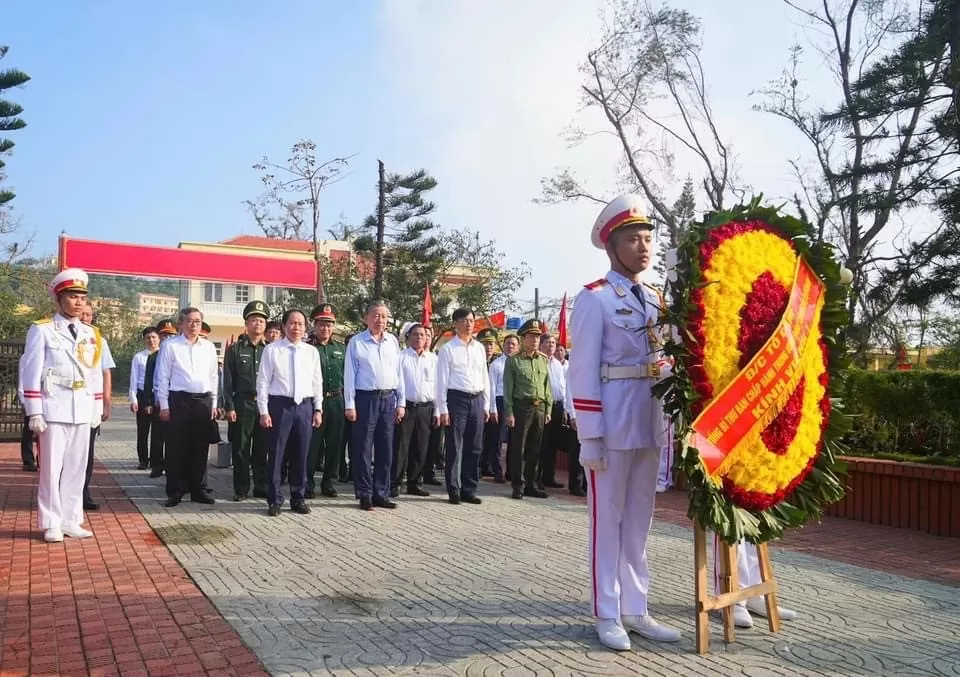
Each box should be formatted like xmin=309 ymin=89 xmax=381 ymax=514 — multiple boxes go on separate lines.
xmin=19 ymin=269 xmax=102 ymax=541
xmin=711 ymin=536 xmax=798 ymax=627
xmin=568 ymin=194 xmax=680 ymax=649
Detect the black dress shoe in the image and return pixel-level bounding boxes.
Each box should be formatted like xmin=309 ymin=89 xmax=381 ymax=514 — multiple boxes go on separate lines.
xmin=320 ymin=486 xmax=338 ymax=498
xmin=149 ymin=468 xmax=164 ymax=478
xmin=461 ymin=494 xmax=482 ymax=505
xmin=253 ymin=489 xmax=268 ymax=499
xmin=359 ymin=497 xmax=373 ymax=511
xmin=406 ymin=486 xmax=430 ymax=497
xmin=570 ymin=488 xmax=587 ymax=497
xmin=137 ymin=462 xmax=148 ymax=470
xmin=424 ymin=478 xmax=443 ymax=486
xmin=543 ymin=480 xmax=564 ymax=489
xmin=304 ymin=490 xmax=316 ymax=499
xmin=84 ymin=500 xmax=100 ymax=511
xmin=448 ymin=494 xmax=461 ymax=505
xmin=164 ymin=497 xmax=180 ymax=508
xmin=290 ymin=502 xmax=311 ymax=515
xmin=373 ymin=496 xmax=397 ymax=509
xmin=232 ymin=493 xmax=247 ymax=502
xmin=524 ymin=486 xmax=548 ymax=499
xmin=22 ymin=462 xmax=38 ymax=472
xmin=494 ymin=476 xmax=506 ymax=484
xmin=268 ymin=504 xmax=281 ymax=516
xmin=511 ymin=488 xmax=523 ymax=499
xmin=192 ymin=495 xmax=215 ymax=505
xmin=389 ymin=487 xmax=400 ymax=499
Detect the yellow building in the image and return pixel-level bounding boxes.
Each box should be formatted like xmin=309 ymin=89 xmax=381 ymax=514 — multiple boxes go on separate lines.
xmin=137 ymin=292 xmax=179 ymax=324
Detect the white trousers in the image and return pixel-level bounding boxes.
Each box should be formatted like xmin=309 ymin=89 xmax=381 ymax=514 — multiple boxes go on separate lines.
xmin=657 ymin=419 xmax=674 ymax=490
xmin=37 ymin=422 xmax=91 ymax=530
xmin=712 ymin=534 xmax=761 ymax=607
xmin=587 ymin=448 xmax=659 ymax=619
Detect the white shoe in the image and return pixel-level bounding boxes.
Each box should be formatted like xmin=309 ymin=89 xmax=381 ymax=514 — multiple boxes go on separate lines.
xmin=733 ymin=603 xmax=754 ymax=628
xmin=62 ymin=525 xmax=93 ymax=539
xmin=596 ymin=619 xmax=631 ymax=651
xmin=655 ymin=485 xmax=668 ymax=494
xmin=44 ymin=528 xmax=64 ymax=543
xmin=746 ymin=598 xmax=797 ymax=621
xmin=622 ymin=614 xmax=682 ymax=642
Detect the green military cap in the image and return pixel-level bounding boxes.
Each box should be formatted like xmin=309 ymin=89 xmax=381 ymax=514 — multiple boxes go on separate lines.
xmin=311 ymin=303 xmax=337 ymax=323
xmin=517 ymin=319 xmax=543 ymax=337
xmin=243 ymin=300 xmax=269 ymax=320
xmin=476 ymin=328 xmax=498 ymax=343
xmin=156 ymin=319 xmax=177 ymax=336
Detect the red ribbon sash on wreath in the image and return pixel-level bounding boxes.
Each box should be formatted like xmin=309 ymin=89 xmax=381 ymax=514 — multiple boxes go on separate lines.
xmin=692 ymin=257 xmax=826 ymax=476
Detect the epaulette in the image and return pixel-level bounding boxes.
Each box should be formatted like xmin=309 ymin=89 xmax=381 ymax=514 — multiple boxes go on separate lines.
xmin=584 ymin=278 xmax=608 ymax=291
xmin=33 ymin=317 xmax=53 ymax=325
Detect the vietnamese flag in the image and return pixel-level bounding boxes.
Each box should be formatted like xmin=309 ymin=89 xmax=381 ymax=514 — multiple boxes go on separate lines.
xmin=557 ymin=292 xmax=568 ymax=347
xmin=421 ymin=285 xmax=433 ymax=327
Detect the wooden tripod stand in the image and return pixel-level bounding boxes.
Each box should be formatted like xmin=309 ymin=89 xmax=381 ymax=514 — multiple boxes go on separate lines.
xmin=693 ymin=520 xmax=782 ymax=654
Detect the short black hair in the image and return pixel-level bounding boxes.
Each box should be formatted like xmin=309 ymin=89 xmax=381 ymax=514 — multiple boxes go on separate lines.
xmin=142 ymin=326 xmax=159 ymax=337
xmin=281 ymin=308 xmax=307 ymax=326
xmin=266 ymin=320 xmax=283 ymax=332
xmin=452 ymin=307 xmax=475 ymax=322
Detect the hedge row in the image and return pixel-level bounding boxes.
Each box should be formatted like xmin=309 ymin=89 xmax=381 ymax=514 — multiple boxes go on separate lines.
xmin=840 ymin=370 xmax=960 ymax=462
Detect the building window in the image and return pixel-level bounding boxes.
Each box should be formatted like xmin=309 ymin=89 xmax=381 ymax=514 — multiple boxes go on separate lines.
xmin=235 ymin=285 xmax=250 ymax=303
xmin=264 ymin=286 xmax=287 ymax=304
xmin=213 ymin=341 xmax=223 ymax=358
xmin=204 ymin=283 xmax=223 ymax=303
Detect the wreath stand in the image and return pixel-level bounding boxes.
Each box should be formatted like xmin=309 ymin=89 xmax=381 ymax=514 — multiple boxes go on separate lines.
xmin=693 ymin=520 xmax=781 ymax=654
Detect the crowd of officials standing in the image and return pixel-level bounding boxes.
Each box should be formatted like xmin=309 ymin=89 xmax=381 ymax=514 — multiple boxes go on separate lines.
xmin=122 ymin=298 xmax=595 ymax=515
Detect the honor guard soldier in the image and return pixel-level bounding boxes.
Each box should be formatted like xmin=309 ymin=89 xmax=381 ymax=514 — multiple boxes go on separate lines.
xmin=306 ymin=303 xmax=346 ymax=499
xmin=503 ymin=319 xmax=551 ymax=500
xmin=20 ymin=268 xmax=102 ymax=542
xmin=568 ymin=194 xmax=682 ymax=650
xmin=224 ymin=300 xmax=270 ymax=501
xmin=143 ymin=319 xmax=177 ymax=477
xmin=129 ymin=326 xmax=161 ymax=470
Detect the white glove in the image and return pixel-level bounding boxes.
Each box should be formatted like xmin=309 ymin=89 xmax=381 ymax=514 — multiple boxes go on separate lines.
xmin=28 ymin=415 xmax=47 ymax=434
xmin=580 ymin=439 xmax=606 ymax=472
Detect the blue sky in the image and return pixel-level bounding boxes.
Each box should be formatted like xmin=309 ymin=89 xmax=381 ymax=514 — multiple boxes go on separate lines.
xmin=5 ymin=0 xmax=849 ymax=313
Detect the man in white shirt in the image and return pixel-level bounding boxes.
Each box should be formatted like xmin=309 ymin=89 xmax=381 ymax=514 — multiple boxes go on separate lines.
xmin=156 ymin=307 xmax=220 ymax=507
xmin=392 ymin=322 xmax=437 ymax=498
xmin=129 ymin=326 xmax=160 ymax=471
xmin=344 ymin=300 xmax=406 ymax=511
xmin=436 ymin=307 xmax=491 ymax=505
xmin=256 ymin=309 xmax=324 ymax=517
xmin=80 ymin=301 xmax=114 ymax=512
xmin=538 ymin=333 xmax=567 ymax=491
xmin=484 ymin=332 xmax=518 ymax=482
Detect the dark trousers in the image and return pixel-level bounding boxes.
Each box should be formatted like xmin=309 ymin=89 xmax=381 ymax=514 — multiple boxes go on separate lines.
xmin=481 ymin=396 xmax=504 ymax=479
xmin=135 ymin=391 xmax=152 ymax=465
xmin=150 ymin=416 xmax=167 ymax=472
xmin=84 ymin=426 xmax=99 ymax=503
xmin=266 ymin=396 xmax=313 ymax=506
xmin=539 ymin=402 xmax=565 ymax=484
xmin=340 ymin=419 xmax=351 ymax=481
xmin=351 ymin=390 xmax=396 ymax=500
xmin=509 ymin=399 xmax=546 ymax=490
xmin=393 ymin=401 xmax=433 ymax=491
xmin=307 ymin=393 xmax=346 ymax=492
xmin=444 ymin=390 xmax=485 ymax=497
xmin=166 ymin=392 xmax=213 ymax=500
xmin=565 ymin=426 xmax=585 ymax=492
xmin=20 ymin=415 xmax=35 ymax=466
xmin=229 ymin=399 xmax=268 ymax=495
xmin=423 ymin=426 xmax=443 ymax=482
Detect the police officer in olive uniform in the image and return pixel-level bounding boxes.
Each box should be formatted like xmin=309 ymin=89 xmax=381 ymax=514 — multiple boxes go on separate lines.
xmin=306 ymin=303 xmax=346 ymax=498
xmin=223 ymin=300 xmax=270 ymax=501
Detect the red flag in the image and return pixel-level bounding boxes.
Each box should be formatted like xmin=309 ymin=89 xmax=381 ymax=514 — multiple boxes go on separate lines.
xmin=557 ymin=292 xmax=568 ymax=347
xmin=421 ymin=285 xmax=433 ymax=327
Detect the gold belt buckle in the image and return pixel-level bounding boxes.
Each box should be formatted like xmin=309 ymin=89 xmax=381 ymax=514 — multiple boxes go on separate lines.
xmin=71 ymin=380 xmax=85 ymax=390
xmin=650 ymin=363 xmax=660 ymax=378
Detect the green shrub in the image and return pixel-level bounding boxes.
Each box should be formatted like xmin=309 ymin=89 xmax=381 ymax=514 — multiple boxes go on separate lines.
xmin=840 ymin=370 xmax=960 ymax=461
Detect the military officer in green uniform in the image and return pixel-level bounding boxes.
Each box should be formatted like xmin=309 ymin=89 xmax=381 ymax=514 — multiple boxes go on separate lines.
xmin=306 ymin=303 xmax=346 ymax=498
xmin=223 ymin=300 xmax=270 ymax=501
xmin=504 ymin=319 xmax=552 ymax=500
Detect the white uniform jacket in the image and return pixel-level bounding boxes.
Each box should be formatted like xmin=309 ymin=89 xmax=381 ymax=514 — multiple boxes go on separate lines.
xmin=20 ymin=314 xmax=103 ymax=425
xmin=568 ymin=271 xmax=667 ymax=451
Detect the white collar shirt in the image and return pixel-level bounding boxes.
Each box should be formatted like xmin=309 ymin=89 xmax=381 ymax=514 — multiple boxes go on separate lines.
xmin=488 ymin=354 xmax=508 ymax=408
xmin=129 ymin=349 xmax=150 ymax=401
xmin=343 ymin=330 xmax=405 ymax=410
xmin=435 ymin=335 xmax=490 ymax=416
xmin=155 ymin=335 xmax=219 ymax=410
xmin=399 ymin=347 xmax=437 ymax=404
xmin=256 ymin=338 xmax=324 ymax=415
xmin=546 ymin=356 xmax=566 ymax=405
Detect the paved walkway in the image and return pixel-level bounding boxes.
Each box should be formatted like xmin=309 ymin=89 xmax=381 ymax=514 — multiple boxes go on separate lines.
xmin=4 ymin=410 xmax=960 ymax=676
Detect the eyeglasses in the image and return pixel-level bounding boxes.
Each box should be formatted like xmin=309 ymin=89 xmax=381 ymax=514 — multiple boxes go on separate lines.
xmin=184 ymin=319 xmax=203 ymax=326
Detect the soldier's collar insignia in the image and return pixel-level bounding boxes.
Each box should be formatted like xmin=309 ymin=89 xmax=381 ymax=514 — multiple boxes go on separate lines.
xmin=613 ymin=283 xmax=627 ymax=298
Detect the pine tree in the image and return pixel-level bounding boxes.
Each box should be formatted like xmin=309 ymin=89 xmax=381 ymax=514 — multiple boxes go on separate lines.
xmin=0 ymin=46 xmax=30 ymax=209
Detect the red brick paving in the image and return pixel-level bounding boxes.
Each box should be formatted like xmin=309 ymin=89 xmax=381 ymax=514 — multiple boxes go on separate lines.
xmin=0 ymin=443 xmax=269 ymax=677
xmin=552 ymin=469 xmax=960 ymax=588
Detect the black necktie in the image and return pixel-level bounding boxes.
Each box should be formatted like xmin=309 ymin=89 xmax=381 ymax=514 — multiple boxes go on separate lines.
xmin=630 ymin=284 xmax=646 ymax=311
xmin=68 ymin=323 xmax=78 ymax=339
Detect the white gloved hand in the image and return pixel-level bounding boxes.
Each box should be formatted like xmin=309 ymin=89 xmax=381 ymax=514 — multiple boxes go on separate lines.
xmin=580 ymin=439 xmax=606 ymax=472
xmin=28 ymin=415 xmax=47 ymax=434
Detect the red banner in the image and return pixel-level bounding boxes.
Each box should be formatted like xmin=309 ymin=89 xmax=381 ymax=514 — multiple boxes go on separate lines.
xmin=59 ymin=236 xmax=318 ymax=289
xmin=692 ymin=257 xmax=825 ymax=475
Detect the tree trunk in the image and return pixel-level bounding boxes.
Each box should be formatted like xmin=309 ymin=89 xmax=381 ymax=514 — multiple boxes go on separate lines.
xmin=315 ymin=254 xmax=325 ymax=305
xmin=374 ymin=159 xmax=386 ymax=299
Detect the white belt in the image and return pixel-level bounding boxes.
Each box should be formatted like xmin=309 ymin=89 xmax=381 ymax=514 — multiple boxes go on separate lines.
xmin=600 ymin=363 xmax=660 ymax=382
xmin=45 ymin=370 xmax=86 ymax=390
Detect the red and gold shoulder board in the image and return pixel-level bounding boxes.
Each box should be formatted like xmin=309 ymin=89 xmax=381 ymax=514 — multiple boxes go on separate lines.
xmin=584 ymin=278 xmax=608 ymax=291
